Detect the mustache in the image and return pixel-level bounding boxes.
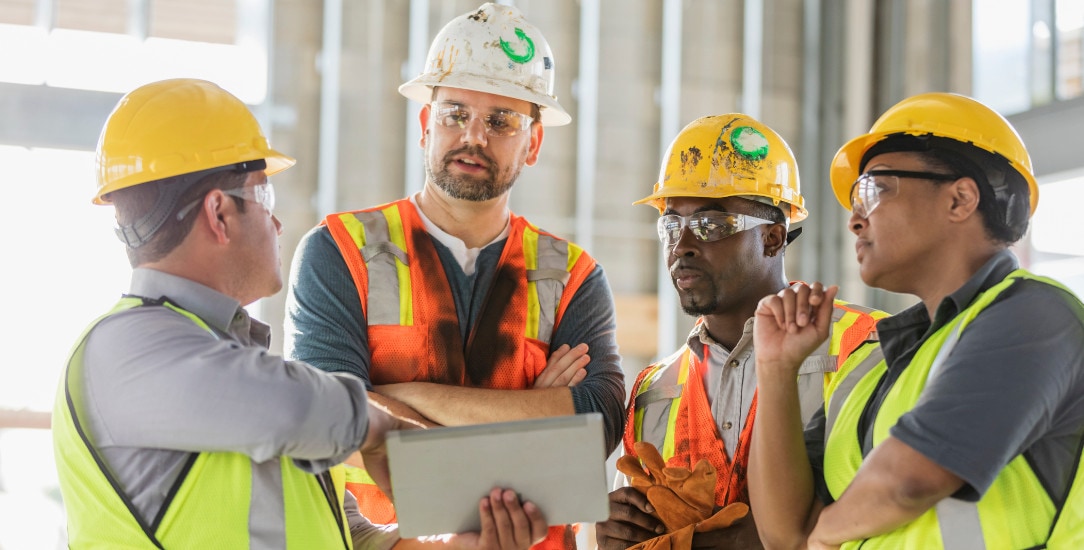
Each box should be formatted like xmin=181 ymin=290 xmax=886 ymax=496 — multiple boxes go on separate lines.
xmin=443 ymin=145 xmax=494 ymax=172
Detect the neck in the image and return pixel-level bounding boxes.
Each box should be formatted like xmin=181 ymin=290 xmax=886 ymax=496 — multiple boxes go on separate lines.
xmin=417 ymin=183 xmax=511 ymax=248
xmin=914 ymin=241 xmax=1003 ymax=320
xmin=702 ymin=274 xmax=789 ymax=350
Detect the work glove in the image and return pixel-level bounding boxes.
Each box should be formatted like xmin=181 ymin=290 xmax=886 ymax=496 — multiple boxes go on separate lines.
xmin=618 ymin=441 xmax=749 ymax=550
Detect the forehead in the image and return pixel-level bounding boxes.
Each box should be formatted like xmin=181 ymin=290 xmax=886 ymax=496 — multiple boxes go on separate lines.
xmin=432 ymin=87 xmax=532 ymax=114
xmin=862 ymin=150 xmax=932 ymax=172
xmin=663 ymin=196 xmax=758 ymax=215
xmin=245 ymin=170 xmax=268 ymax=186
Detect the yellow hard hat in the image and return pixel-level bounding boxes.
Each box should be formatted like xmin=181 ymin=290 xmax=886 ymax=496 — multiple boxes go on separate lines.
xmin=635 ymin=114 xmax=807 ymax=222
xmin=398 ymin=3 xmax=570 ymax=126
xmin=830 ymin=92 xmax=1038 ymax=216
xmin=94 ymin=78 xmax=295 ymax=204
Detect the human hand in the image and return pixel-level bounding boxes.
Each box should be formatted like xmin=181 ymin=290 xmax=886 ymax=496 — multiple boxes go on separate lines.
xmin=446 ymin=488 xmax=548 ymax=550
xmin=533 ymin=343 xmax=590 ymax=388
xmin=690 ymin=511 xmax=760 ymax=549
xmin=753 ymin=283 xmax=838 ymax=381
xmin=595 ymin=487 xmax=665 ymax=550
xmin=357 ymin=395 xmax=434 ymax=502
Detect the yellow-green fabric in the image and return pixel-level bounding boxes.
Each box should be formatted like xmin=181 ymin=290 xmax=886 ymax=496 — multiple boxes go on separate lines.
xmin=54 ymin=297 xmax=352 ymax=549
xmin=823 ymin=270 xmax=1083 ymax=549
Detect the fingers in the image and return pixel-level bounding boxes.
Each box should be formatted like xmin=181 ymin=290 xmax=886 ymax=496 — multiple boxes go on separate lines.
xmin=758 ymin=283 xmax=837 ymax=332
xmin=481 ymin=488 xmax=548 ymax=550
xmin=596 ymin=487 xmax=664 ymax=545
xmin=533 ymin=343 xmax=590 ymax=388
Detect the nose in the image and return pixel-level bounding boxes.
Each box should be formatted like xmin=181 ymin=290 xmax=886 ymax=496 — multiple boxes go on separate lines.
xmin=669 ymin=225 xmax=700 ymax=257
xmin=848 ymin=210 xmax=866 ymax=235
xmin=460 ymin=114 xmax=489 ymax=147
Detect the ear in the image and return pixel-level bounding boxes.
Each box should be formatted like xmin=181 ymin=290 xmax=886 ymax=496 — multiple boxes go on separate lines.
xmin=197 ymin=190 xmax=236 ymax=245
xmin=946 ymin=177 xmax=981 ymax=223
xmin=418 ymin=103 xmax=431 ymax=149
xmin=763 ymin=222 xmax=787 ymax=257
xmin=524 ymin=123 xmax=544 ymax=166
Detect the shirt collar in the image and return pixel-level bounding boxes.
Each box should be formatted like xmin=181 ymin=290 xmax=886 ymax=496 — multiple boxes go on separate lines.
xmin=877 ymin=249 xmax=1019 ymax=351
xmin=129 ymin=267 xmax=244 ymax=334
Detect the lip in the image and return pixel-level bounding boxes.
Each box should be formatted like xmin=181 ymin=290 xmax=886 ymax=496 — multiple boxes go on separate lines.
xmin=670 ymin=265 xmax=704 ymax=290
xmin=854 ymin=238 xmax=870 ymax=261
xmin=450 ymin=153 xmax=490 ymax=173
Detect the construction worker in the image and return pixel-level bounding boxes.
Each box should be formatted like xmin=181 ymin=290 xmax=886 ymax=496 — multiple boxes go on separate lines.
xmin=54 ymin=77 xmax=549 ymax=549
xmin=284 ymin=3 xmax=625 ymax=547
xmin=749 ymin=92 xmax=1084 ymax=549
xmin=595 ymin=115 xmax=885 ymax=549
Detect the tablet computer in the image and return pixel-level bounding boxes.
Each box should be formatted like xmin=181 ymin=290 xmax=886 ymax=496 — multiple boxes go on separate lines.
xmin=386 ymin=413 xmax=610 ymax=538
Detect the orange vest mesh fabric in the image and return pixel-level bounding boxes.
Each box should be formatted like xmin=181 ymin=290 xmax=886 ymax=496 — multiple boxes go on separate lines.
xmin=622 ymin=303 xmax=881 ymax=508
xmin=325 ymin=199 xmax=595 ymax=548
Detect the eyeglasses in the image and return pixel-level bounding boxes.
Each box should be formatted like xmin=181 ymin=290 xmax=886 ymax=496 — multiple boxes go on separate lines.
xmin=657 ymin=211 xmax=775 ymax=250
xmin=849 ymin=170 xmax=960 ymax=218
xmin=430 ymin=101 xmax=535 ymax=138
xmin=176 ymin=183 xmax=276 ymax=221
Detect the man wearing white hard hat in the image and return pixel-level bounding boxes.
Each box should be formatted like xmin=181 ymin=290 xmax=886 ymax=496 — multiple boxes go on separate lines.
xmin=285 ymin=4 xmax=625 ymax=548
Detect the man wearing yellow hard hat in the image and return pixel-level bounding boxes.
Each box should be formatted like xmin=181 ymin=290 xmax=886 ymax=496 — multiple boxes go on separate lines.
xmin=750 ymin=93 xmax=1084 ymax=548
xmin=54 ymin=77 xmax=547 ymax=549
xmin=284 ymin=4 xmax=625 ymax=547
xmin=595 ymin=115 xmax=883 ymax=549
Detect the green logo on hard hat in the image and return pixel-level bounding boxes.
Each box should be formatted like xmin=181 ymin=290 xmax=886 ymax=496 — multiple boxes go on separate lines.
xmin=730 ymin=126 xmax=769 ymax=160
xmin=500 ymin=28 xmax=535 ymax=64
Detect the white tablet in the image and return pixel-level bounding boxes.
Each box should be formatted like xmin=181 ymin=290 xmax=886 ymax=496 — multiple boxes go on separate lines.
xmin=386 ymin=413 xmax=610 ymax=538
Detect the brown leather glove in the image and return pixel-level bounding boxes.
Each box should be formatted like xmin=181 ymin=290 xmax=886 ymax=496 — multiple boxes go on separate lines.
xmin=618 ymin=441 xmax=750 ymax=549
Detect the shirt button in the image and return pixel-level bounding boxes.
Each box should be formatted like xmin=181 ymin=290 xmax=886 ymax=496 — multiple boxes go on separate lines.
xmin=723 ymin=421 xmax=733 ymax=430
xmin=728 ymin=359 xmax=740 ymax=368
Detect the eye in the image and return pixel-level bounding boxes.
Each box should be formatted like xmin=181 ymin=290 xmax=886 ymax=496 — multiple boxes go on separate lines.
xmin=437 ymin=106 xmax=470 ymax=126
xmin=486 ymin=113 xmax=512 ymax=131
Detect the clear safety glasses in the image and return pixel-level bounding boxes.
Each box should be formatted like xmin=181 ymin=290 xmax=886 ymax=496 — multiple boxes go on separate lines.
xmin=176 ymin=183 xmax=276 ymax=221
xmin=849 ymin=170 xmax=959 ymax=218
xmin=430 ymin=101 xmax=535 ymax=138
xmin=657 ymin=211 xmax=775 ymax=250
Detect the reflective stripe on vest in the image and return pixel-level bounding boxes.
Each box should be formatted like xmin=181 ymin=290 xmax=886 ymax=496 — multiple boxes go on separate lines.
xmin=621 ymin=300 xmax=884 ymax=506
xmin=53 ymin=297 xmax=352 ymax=549
xmin=823 ymin=270 xmax=1084 ymax=549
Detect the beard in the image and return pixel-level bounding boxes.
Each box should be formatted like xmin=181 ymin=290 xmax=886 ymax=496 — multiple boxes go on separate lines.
xmin=424 ymin=144 xmax=521 ymax=202
xmin=678 ymin=290 xmax=719 ymax=317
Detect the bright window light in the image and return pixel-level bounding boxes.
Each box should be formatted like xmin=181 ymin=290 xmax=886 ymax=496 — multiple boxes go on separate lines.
xmin=1031 ymin=176 xmax=1084 ymax=256
xmin=0 ymin=25 xmax=267 ymax=103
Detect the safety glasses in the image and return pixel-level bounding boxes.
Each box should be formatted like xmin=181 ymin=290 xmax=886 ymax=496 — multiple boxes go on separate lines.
xmin=430 ymin=101 xmax=534 ymax=138
xmin=849 ymin=170 xmax=959 ymax=218
xmin=657 ymin=211 xmax=775 ymax=250
xmin=176 ymin=183 xmax=276 ymax=221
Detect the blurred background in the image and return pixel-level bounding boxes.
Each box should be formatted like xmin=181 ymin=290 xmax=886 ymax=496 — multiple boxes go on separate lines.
xmin=2 ymin=0 xmax=1084 ymax=547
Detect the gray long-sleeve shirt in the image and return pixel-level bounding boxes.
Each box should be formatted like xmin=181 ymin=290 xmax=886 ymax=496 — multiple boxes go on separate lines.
xmin=78 ymin=268 xmax=397 ymax=548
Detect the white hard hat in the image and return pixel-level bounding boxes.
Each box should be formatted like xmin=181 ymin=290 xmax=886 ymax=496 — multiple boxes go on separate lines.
xmin=398 ymin=2 xmax=571 ymax=126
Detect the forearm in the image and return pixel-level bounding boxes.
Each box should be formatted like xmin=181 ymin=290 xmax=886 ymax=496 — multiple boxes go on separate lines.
xmin=808 ymin=437 xmax=962 ymax=547
xmin=374 ymin=383 xmax=574 ymax=425
xmin=748 ymin=366 xmax=819 ymax=550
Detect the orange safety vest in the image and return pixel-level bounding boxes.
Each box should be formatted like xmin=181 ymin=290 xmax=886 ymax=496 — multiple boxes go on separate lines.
xmin=324 ymin=199 xmax=595 ymax=548
xmin=622 ymin=300 xmax=884 ymax=507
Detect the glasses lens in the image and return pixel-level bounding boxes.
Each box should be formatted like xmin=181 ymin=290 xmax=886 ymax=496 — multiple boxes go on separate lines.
xmin=433 ymin=103 xmax=470 ymax=130
xmin=657 ymin=215 xmax=683 ymax=247
xmin=484 ymin=111 xmax=530 ymax=137
xmin=688 ymin=212 xmax=742 ymax=242
xmin=255 ymin=183 xmax=275 ymax=212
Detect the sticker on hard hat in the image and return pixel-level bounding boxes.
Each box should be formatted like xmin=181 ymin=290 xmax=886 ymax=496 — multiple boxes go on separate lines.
xmin=500 ymin=28 xmax=535 ymax=64
xmin=730 ymin=127 xmax=769 ymax=161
